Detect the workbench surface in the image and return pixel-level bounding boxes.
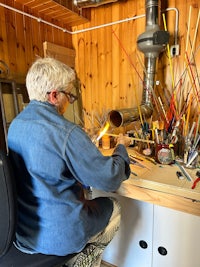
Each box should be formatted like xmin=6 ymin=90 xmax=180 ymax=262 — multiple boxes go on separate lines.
xmin=102 ymin=148 xmax=200 ymax=216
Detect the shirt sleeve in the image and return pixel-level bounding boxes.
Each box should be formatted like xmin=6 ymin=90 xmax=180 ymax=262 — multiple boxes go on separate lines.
xmin=64 ymin=126 xmax=130 ymax=192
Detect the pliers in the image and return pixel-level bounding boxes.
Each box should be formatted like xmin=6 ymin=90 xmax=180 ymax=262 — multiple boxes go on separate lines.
xmin=191 ymin=171 xmax=200 ymax=189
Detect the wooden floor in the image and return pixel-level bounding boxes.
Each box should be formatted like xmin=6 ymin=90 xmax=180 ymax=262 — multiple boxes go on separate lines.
xmin=100 ymin=261 xmax=116 ymax=267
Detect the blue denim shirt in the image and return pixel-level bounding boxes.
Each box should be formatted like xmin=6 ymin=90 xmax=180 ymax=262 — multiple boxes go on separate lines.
xmin=8 ymin=100 xmax=130 ymax=256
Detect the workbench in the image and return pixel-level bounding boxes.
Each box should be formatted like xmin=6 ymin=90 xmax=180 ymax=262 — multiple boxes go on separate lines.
xmin=103 ymin=147 xmax=200 ymax=216
xmin=99 ymin=147 xmax=200 ymax=267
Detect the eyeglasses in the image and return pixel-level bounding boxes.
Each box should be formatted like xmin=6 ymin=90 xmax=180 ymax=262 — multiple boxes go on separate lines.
xmin=47 ymin=90 xmax=78 ymax=104
xmin=60 ymin=91 xmax=78 ymax=104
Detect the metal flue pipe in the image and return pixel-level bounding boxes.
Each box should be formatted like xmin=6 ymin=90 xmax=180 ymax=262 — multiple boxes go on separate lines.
xmin=109 ymin=0 xmax=169 ymax=127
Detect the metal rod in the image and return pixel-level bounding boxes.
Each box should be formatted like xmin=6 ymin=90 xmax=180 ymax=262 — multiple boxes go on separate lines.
xmin=105 ymin=133 xmax=155 ymax=144
xmin=175 ymin=161 xmax=193 ymax=182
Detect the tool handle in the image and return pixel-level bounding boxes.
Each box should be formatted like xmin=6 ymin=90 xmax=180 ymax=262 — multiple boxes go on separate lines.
xmin=191 ymin=178 xmax=200 ymax=189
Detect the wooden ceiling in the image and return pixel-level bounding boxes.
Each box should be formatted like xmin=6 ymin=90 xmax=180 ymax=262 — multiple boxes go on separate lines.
xmin=10 ymin=0 xmax=90 ymax=28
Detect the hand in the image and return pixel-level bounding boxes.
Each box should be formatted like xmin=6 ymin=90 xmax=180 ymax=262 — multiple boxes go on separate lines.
xmin=116 ymin=133 xmax=131 ymax=147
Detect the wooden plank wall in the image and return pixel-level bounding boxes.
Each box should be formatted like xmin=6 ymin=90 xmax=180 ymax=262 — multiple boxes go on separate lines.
xmin=0 ymin=0 xmax=75 ymax=151
xmin=0 ymin=0 xmax=199 ymax=134
xmin=73 ymin=1 xmax=146 ymax=129
xmin=0 ymin=0 xmax=73 ymax=84
xmin=72 ymin=0 xmax=200 ymax=131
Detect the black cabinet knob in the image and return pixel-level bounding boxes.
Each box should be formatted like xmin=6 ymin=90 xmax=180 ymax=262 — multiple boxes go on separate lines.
xmin=139 ymin=240 xmax=148 ymax=249
xmin=158 ymin=246 xmax=168 ymax=256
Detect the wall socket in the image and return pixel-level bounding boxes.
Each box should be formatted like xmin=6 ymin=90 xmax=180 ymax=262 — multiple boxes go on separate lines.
xmin=170 ymin=44 xmax=179 ymax=57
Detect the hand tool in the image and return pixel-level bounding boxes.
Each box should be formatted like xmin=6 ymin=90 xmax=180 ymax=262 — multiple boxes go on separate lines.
xmin=175 ymin=161 xmax=193 ymax=182
xmin=192 ymin=171 xmax=200 ymax=189
xmin=129 ymin=156 xmax=151 ymax=170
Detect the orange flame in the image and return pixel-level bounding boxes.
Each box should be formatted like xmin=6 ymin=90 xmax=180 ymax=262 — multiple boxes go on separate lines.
xmin=96 ymin=122 xmax=110 ymax=141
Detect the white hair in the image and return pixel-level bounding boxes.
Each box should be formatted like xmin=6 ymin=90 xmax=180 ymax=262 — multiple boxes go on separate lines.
xmin=26 ymin=57 xmax=76 ymax=101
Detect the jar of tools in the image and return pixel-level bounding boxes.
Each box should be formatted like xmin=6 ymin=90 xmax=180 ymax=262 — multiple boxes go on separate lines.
xmin=155 ymin=143 xmax=173 ymax=165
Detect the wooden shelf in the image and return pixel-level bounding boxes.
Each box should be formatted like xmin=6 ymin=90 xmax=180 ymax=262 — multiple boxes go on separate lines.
xmin=7 ymin=0 xmax=90 ymax=28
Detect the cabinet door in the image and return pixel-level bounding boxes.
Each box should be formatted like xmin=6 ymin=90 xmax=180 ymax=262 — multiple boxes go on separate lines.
xmin=101 ymin=195 xmax=153 ymax=267
xmin=153 ymin=205 xmax=200 ymax=267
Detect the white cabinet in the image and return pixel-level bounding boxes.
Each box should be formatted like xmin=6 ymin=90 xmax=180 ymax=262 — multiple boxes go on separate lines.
xmin=92 ymin=190 xmax=153 ymax=267
xmin=92 ymin=191 xmax=200 ymax=267
xmin=153 ymin=205 xmax=200 ymax=267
